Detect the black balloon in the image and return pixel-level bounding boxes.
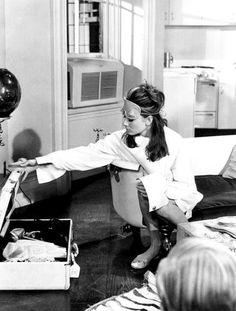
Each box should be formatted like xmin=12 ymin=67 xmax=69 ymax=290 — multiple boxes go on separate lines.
xmin=0 ymin=68 xmax=21 ymax=118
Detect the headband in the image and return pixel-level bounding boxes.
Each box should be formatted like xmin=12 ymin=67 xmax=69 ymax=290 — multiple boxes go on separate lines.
xmin=122 ymin=98 xmax=141 ymax=120
xmin=122 ymin=98 xmax=159 ymax=120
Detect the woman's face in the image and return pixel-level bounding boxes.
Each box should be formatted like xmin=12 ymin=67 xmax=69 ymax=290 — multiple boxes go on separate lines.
xmin=122 ymin=113 xmax=149 ymax=136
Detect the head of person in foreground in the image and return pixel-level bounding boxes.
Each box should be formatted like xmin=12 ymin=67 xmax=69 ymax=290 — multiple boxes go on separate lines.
xmin=156 ymin=237 xmax=236 ymax=311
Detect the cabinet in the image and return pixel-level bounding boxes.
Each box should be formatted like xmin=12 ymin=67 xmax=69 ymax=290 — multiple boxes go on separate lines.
xmin=165 ymin=0 xmax=236 ymax=26
xmin=195 ymin=112 xmax=217 ymax=129
xmin=218 ymin=70 xmax=236 ymax=129
xmin=163 ymin=70 xmax=196 ymax=138
xmin=68 ymin=104 xmax=123 ymax=147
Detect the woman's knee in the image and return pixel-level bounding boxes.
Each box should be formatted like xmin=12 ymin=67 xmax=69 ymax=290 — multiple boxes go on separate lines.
xmin=155 ymin=200 xmax=187 ymax=224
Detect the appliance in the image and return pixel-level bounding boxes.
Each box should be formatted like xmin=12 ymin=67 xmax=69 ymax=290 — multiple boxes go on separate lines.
xmin=67 ymin=58 xmax=124 ymax=108
xmin=181 ymin=66 xmax=219 ymax=129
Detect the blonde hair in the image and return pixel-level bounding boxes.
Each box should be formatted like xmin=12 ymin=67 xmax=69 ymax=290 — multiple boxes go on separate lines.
xmin=156 ymin=237 xmax=236 ymax=311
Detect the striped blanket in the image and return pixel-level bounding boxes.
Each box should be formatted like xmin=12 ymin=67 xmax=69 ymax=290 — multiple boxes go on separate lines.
xmin=85 ymin=271 xmax=161 ymax=311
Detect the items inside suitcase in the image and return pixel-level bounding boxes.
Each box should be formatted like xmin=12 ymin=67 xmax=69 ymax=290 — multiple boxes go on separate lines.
xmin=0 ymin=218 xmax=70 ymax=262
xmin=0 ymin=170 xmax=80 ymax=291
xmin=0 ymin=170 xmax=73 ymax=263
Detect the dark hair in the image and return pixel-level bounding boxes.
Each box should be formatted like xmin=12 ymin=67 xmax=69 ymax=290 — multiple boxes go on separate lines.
xmin=123 ymin=82 xmax=169 ymax=162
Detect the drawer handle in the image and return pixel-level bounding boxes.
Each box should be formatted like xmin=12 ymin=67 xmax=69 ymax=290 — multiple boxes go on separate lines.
xmin=196 ymin=113 xmax=215 ymax=116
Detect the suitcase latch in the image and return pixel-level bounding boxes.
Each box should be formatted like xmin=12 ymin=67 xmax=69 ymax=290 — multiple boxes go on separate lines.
xmin=70 ymin=243 xmax=80 ymax=278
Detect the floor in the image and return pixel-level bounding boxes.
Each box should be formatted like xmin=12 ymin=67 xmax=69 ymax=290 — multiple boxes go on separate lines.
xmin=0 ymin=171 xmax=160 ymax=311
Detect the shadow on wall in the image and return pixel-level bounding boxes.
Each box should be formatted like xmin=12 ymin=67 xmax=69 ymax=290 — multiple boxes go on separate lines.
xmin=12 ymin=129 xmax=42 ymax=161
xmin=123 ymin=64 xmax=142 ymax=95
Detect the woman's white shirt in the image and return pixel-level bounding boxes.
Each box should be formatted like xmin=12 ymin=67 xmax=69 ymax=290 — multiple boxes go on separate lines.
xmin=36 ymin=127 xmax=203 ymax=216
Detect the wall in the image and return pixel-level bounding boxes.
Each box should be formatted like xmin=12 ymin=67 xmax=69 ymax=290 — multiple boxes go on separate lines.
xmin=4 ymin=0 xmax=54 ymax=163
xmin=3 ymin=0 xmax=144 ymax=165
xmin=142 ymin=0 xmax=165 ymax=90
xmin=165 ymin=26 xmax=236 ymax=68
xmin=2 ymin=0 xmax=164 ymax=168
xmin=123 ymin=64 xmax=142 ymax=94
xmin=122 ymin=0 xmax=165 ymax=93
xmin=119 ymin=0 xmax=144 ymax=93
xmin=0 ymin=0 xmax=7 ymax=174
xmin=0 ymin=0 xmax=5 ymax=65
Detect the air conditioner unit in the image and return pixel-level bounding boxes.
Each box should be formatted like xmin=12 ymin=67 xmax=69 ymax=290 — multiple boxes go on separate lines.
xmin=67 ymin=58 xmax=124 ymax=108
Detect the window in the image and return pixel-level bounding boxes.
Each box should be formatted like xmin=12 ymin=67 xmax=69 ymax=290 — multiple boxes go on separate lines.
xmin=67 ymin=0 xmax=144 ymax=70
xmin=108 ymin=0 xmax=144 ymax=70
xmin=120 ymin=1 xmax=144 ymax=69
xmin=67 ymin=0 xmax=104 ymax=54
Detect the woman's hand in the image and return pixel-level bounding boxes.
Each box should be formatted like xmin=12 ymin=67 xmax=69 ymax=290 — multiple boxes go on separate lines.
xmin=136 ymin=180 xmax=148 ymax=197
xmin=9 ymin=158 xmax=37 ymax=168
xmin=8 ymin=158 xmax=38 ymax=181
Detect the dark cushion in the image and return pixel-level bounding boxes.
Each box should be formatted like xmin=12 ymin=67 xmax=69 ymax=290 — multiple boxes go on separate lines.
xmin=194 ymin=175 xmax=236 ymax=211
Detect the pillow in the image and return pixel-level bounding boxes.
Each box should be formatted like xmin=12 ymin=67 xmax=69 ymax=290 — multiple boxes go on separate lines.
xmin=194 ymin=175 xmax=236 ymax=210
xmin=221 ymin=145 xmax=236 ymax=179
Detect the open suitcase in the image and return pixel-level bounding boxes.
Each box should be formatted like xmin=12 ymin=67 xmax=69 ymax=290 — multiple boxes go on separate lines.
xmin=0 ymin=170 xmax=80 ymax=290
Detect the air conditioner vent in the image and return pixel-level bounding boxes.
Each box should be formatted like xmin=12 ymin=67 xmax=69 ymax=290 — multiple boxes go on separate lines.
xmin=81 ymin=72 xmax=100 ymax=101
xmin=67 ymin=58 xmax=124 ymax=108
xmin=100 ymin=71 xmax=117 ymax=99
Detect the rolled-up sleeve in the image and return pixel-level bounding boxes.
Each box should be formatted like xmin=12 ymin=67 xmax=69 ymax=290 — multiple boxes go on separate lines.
xmin=139 ymin=173 xmax=169 ymax=210
xmin=139 ymin=142 xmax=203 ymax=214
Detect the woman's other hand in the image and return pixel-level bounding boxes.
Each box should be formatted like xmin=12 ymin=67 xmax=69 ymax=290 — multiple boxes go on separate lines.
xmin=136 ymin=180 xmax=148 ymax=197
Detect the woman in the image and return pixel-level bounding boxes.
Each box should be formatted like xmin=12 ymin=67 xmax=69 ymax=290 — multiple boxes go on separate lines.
xmin=156 ymin=237 xmax=236 ymax=311
xmin=10 ymin=82 xmax=203 ymax=270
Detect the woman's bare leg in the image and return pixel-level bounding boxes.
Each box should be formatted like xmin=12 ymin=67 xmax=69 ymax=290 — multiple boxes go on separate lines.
xmin=131 ymin=193 xmax=162 ymax=269
xmin=131 ymin=195 xmax=188 ymax=269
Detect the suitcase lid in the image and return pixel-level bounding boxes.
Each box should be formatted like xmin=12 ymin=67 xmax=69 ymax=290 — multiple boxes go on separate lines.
xmin=0 ymin=170 xmax=23 ymax=233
